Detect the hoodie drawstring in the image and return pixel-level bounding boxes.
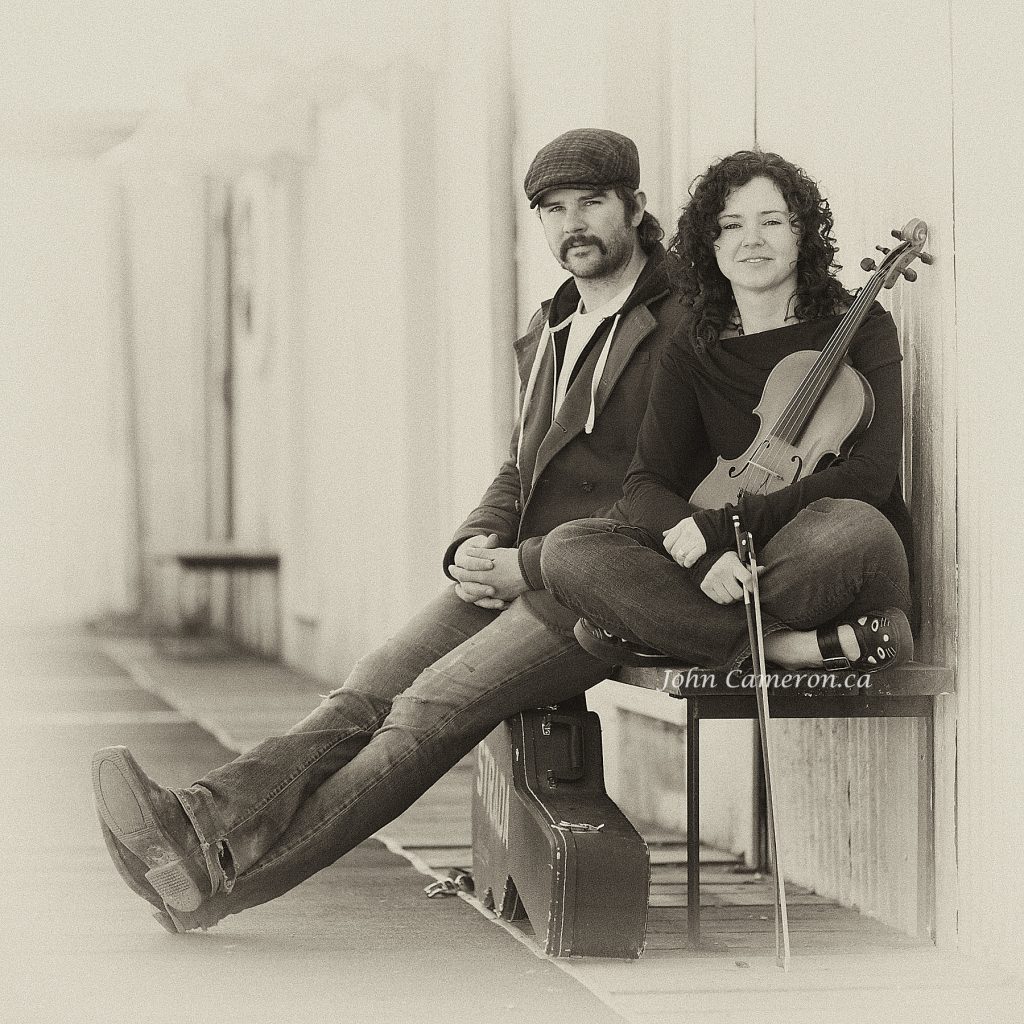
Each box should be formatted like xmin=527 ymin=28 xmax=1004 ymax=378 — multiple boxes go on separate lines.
xmin=516 ymin=310 xmax=575 ymax=469
xmin=585 ymin=311 xmax=621 ymax=434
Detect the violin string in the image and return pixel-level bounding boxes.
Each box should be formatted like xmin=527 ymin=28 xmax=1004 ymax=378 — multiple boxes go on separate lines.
xmin=749 ymin=324 xmax=858 ymax=487
xmin=776 ymin=288 xmax=872 ymax=442
xmin=778 ymin=279 xmax=876 ymax=442
xmin=780 ymin=244 xmax=910 ymax=442
xmin=737 ymin=241 xmax=910 ymax=493
xmin=774 ymin=317 xmax=858 ymax=444
xmin=769 ymin=279 xmax=876 ymax=445
xmin=748 ymin=317 xmax=857 ymax=483
xmin=741 ymin=271 xmax=881 ymax=489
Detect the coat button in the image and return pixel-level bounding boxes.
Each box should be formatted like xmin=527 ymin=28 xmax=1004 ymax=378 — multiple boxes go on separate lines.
xmin=581 ymin=481 xmax=594 ymax=493
xmin=514 ymin=499 xmax=521 ymax=512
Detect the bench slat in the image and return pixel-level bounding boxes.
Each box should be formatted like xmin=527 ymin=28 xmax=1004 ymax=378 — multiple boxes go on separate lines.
xmin=176 ymin=547 xmax=281 ymax=571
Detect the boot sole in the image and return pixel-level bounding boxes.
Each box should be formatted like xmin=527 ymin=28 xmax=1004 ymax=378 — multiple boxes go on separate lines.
xmin=91 ymin=747 xmax=204 ymax=913
xmin=573 ymin=619 xmax=678 ymax=667
xmin=99 ymin=820 xmax=164 ymax=912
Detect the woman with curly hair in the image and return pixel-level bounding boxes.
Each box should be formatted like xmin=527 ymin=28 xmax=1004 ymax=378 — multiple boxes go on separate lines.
xmin=540 ymin=150 xmax=914 ymax=676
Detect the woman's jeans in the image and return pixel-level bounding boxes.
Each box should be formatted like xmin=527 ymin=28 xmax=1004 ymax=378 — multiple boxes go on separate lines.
xmin=540 ymin=498 xmax=912 ymax=670
xmin=173 ymin=588 xmax=609 ymax=927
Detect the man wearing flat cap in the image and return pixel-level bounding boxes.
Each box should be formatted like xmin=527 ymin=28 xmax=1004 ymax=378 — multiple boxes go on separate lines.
xmin=90 ymin=128 xmax=686 ymax=932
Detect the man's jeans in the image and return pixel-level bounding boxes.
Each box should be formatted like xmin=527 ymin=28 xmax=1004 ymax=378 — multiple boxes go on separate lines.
xmin=541 ymin=498 xmax=912 ymax=670
xmin=174 ymin=587 xmax=608 ymax=927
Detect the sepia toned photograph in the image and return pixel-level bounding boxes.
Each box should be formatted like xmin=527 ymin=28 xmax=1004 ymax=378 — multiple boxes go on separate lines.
xmin=1 ymin=2 xmax=1022 ymax=1022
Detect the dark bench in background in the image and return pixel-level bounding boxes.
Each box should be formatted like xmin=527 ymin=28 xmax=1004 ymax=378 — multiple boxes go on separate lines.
xmin=174 ymin=545 xmax=281 ymax=656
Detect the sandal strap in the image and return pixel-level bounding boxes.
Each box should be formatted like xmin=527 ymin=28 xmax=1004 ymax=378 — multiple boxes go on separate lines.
xmin=815 ymin=624 xmax=852 ymax=671
xmin=850 ymin=612 xmax=901 ymax=670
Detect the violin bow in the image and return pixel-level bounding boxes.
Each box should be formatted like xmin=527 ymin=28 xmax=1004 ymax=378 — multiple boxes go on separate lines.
xmin=733 ymin=514 xmax=791 ymax=970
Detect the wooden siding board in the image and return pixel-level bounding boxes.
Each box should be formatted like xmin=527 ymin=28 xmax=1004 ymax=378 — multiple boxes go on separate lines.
xmin=944 ymin=0 xmax=1024 ymax=943
xmin=734 ymin=1 xmax=957 ymax=937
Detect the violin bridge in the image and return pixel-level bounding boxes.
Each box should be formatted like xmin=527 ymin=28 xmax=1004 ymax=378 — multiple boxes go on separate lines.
xmin=747 ymin=458 xmax=785 ymax=482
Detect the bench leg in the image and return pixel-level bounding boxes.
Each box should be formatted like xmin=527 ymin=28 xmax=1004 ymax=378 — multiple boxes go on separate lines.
xmin=176 ymin=567 xmax=214 ymax=634
xmin=272 ymin=573 xmax=282 ymax=657
xmin=687 ymin=699 xmax=700 ymax=946
xmin=917 ymin=710 xmax=936 ymax=939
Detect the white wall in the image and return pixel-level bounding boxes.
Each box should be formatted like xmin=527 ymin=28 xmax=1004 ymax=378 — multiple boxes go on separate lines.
xmin=122 ymin=162 xmax=209 ymax=564
xmin=0 ymin=161 xmax=130 ymax=626
xmin=0 ymin=1 xmax=444 ymax=115
xmin=950 ymin=0 xmax=1024 ymax=968
xmin=296 ymin=92 xmax=425 ymax=675
xmin=176 ymin=2 xmax=520 ymax=678
xmin=433 ymin=0 xmax=517 ymax=517
xmin=86 ymin=5 xmax=459 ymax=668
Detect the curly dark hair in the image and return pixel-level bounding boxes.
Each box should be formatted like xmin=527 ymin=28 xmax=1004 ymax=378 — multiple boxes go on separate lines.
xmin=668 ymin=151 xmax=851 ymax=352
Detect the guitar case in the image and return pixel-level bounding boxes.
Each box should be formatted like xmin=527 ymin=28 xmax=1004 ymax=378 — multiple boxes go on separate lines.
xmin=471 ymin=700 xmax=649 ymax=958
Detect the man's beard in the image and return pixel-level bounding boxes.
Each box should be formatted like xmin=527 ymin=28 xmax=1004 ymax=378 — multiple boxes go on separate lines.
xmin=558 ymin=232 xmax=633 ymax=279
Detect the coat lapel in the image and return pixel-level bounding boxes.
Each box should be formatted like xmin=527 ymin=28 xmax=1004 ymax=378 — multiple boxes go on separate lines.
xmin=517 ymin=333 xmax=555 ymax=490
xmin=591 ymin=304 xmax=657 ymax=410
xmin=529 ymin=304 xmax=657 ymax=487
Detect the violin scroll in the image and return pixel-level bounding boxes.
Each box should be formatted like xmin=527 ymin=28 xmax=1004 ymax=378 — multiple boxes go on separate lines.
xmin=874 ymin=218 xmax=931 ymax=289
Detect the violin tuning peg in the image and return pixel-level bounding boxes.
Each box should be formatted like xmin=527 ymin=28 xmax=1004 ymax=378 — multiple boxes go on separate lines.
xmin=875 ymin=245 xmax=891 ymax=255
xmin=918 ymin=251 xmax=934 ymax=265
xmin=891 ymin=228 xmax=904 ymax=240
xmin=860 ymin=257 xmax=877 ymax=272
xmin=901 ymin=267 xmax=918 ymax=282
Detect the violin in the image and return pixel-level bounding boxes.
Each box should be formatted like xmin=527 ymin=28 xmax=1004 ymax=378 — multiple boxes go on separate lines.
xmin=689 ymin=219 xmax=932 ymax=511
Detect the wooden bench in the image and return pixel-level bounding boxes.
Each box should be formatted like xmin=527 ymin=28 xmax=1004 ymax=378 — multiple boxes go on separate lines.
xmin=613 ymin=661 xmax=954 ymax=946
xmin=174 ymin=545 xmax=282 ymax=655
xmin=471 ymin=658 xmax=953 ymax=956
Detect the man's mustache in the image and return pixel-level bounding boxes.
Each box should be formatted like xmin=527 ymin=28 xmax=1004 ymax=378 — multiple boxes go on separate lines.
xmin=561 ymin=235 xmax=606 ymax=259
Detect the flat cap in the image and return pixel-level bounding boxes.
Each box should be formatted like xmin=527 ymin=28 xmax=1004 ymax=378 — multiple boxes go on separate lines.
xmin=524 ymin=128 xmax=640 ymax=208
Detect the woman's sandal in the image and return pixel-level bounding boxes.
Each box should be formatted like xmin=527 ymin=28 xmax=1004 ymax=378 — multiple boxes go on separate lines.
xmin=815 ymin=608 xmax=914 ymax=673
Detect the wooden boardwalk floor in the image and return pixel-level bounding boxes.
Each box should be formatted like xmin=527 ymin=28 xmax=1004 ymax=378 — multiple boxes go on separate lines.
xmin=399 ymin=832 xmax=927 ymax=957
xmin=104 ymin=634 xmax=1024 ymax=1024
xmin=398 ymin=828 xmax=1024 ymax=1023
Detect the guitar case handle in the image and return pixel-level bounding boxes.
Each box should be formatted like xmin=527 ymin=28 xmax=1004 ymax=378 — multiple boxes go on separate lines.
xmin=542 ymin=712 xmax=585 ymax=784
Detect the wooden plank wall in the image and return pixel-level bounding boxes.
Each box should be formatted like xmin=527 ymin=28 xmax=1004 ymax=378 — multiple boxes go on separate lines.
xmin=948 ymin=0 xmax=1024 ymax=965
xmin=663 ymin=1 xmax=957 ymax=936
